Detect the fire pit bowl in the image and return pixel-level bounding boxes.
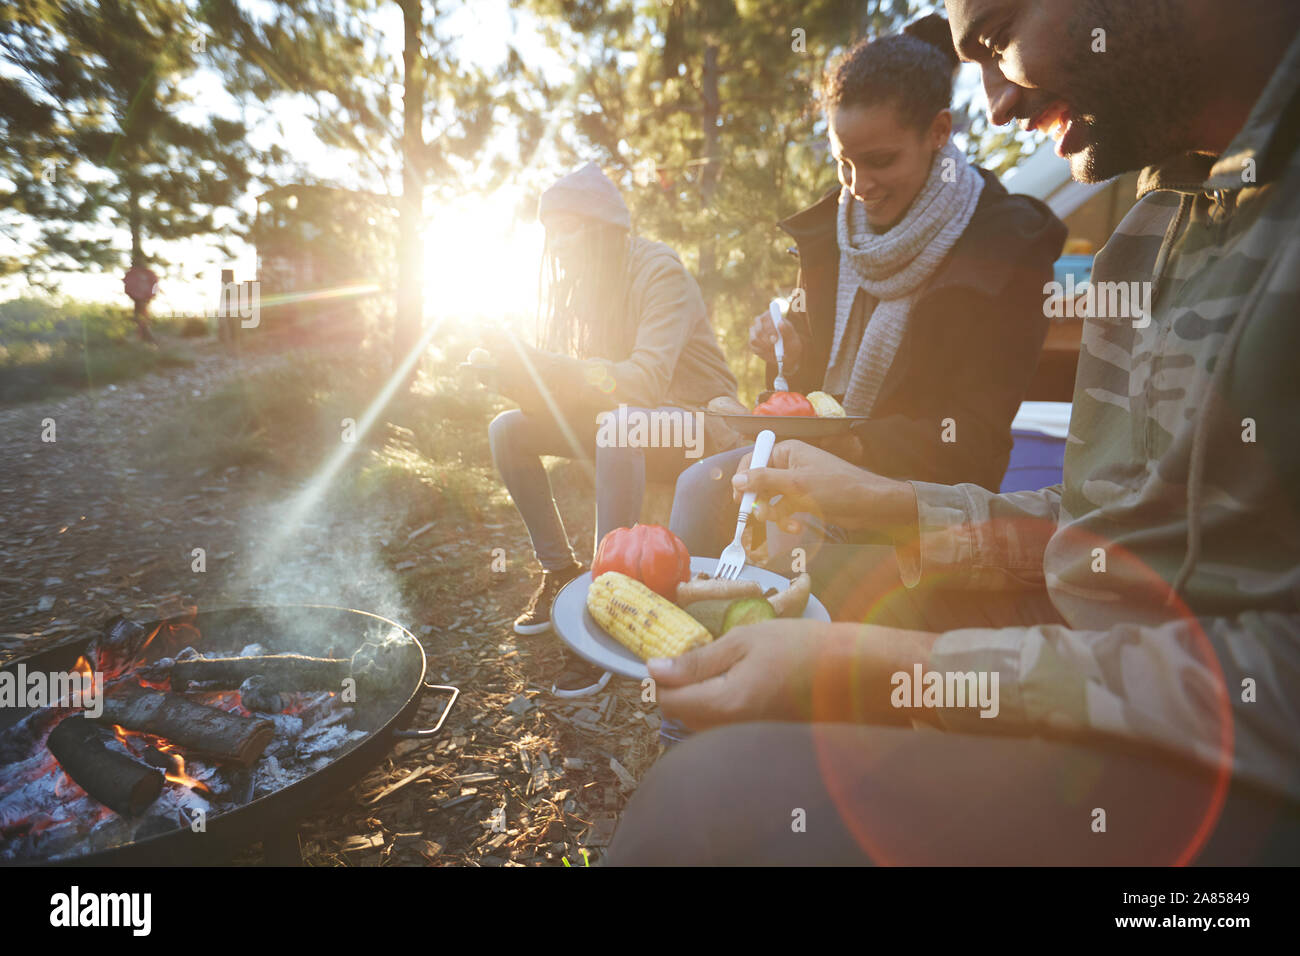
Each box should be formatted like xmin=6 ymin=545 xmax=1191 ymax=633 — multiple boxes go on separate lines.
xmin=0 ymin=604 xmax=457 ymax=866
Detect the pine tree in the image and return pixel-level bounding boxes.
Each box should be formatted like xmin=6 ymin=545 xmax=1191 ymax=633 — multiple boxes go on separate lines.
xmin=527 ymin=0 xmax=1037 ymax=394
xmin=205 ymin=0 xmax=524 ymax=367
xmin=0 ymin=0 xmax=268 ymax=290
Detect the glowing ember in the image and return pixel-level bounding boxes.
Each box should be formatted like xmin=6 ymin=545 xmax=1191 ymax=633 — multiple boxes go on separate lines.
xmin=72 ymin=656 xmax=93 ymax=682
xmin=1 ymin=609 xmax=384 ymax=862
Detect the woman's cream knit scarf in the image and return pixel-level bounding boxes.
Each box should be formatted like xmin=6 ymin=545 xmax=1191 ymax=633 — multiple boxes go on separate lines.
xmin=832 ymin=142 xmax=984 ymax=416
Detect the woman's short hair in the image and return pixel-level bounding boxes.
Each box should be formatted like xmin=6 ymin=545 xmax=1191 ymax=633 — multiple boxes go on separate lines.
xmin=822 ymin=14 xmax=961 ymax=131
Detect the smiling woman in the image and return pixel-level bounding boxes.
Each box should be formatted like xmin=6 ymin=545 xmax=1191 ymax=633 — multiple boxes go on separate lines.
xmin=421 ymin=189 xmax=546 ymax=321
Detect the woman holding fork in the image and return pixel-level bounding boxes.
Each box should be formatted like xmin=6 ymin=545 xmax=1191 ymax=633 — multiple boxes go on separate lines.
xmin=672 ymin=14 xmax=1066 ymax=581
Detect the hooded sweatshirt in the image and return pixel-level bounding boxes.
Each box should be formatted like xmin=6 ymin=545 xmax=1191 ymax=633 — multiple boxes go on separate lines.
xmin=530 ymin=166 xmax=740 ymax=452
xmin=895 ymin=33 xmax=1300 ymax=802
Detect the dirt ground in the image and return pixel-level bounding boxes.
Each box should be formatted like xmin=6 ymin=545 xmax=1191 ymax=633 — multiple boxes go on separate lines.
xmin=0 ymin=336 xmax=662 ymax=865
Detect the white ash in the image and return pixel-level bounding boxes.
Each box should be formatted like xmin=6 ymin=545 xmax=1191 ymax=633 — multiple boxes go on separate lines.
xmin=256 ymin=754 xmax=294 ymax=795
xmin=0 ymin=750 xmax=59 ymax=831
xmin=183 ymin=758 xmax=233 ymax=797
xmin=2 ymin=691 xmax=368 ymax=862
xmin=298 ymin=720 xmax=365 ymax=757
xmin=251 ymin=698 xmax=364 ymax=796
xmin=265 ymin=713 xmax=304 ymax=744
xmin=0 ymin=708 xmax=56 ymax=763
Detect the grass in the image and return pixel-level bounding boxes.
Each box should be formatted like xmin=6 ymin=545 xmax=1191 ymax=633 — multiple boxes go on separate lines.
xmin=150 ymin=347 xmax=504 ymax=481
xmin=0 ymin=340 xmax=193 ymax=405
xmin=0 ymin=296 xmax=196 ymax=405
xmin=146 ymin=339 xmax=530 ymax=609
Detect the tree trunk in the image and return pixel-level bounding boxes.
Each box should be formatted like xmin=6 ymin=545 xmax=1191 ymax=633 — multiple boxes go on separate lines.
xmin=128 ymin=183 xmax=143 ymax=267
xmin=697 ymin=40 xmax=722 ymax=310
xmin=393 ymin=0 xmax=426 ymax=373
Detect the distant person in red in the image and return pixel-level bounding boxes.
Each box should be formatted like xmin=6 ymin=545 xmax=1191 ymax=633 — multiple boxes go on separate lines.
xmin=122 ymin=264 xmax=159 ymax=345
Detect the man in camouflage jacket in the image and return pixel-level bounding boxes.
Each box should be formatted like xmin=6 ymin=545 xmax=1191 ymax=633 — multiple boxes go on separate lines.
xmin=608 ymin=0 xmax=1300 ymax=865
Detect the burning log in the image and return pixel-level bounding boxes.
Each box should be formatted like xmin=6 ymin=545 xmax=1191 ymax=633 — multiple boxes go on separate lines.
xmin=171 ymin=654 xmax=351 ymax=691
xmin=46 ymin=716 xmax=164 ymax=816
xmin=96 ymin=685 xmax=274 ymax=767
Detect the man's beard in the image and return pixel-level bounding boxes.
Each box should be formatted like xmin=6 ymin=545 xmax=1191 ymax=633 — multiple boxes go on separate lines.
xmin=1066 ymin=112 xmax=1144 ymax=184
xmin=1065 ymin=98 xmax=1195 ymax=184
xmin=1058 ymin=2 xmax=1196 ymax=183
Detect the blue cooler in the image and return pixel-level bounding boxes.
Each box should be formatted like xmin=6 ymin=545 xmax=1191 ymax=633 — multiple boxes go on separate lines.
xmin=1053 ymin=253 xmax=1094 ymax=289
xmin=1001 ymin=402 xmax=1070 ymax=493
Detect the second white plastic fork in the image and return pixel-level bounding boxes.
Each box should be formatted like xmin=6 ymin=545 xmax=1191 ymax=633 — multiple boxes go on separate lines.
xmin=770 ymin=299 xmax=789 ymax=392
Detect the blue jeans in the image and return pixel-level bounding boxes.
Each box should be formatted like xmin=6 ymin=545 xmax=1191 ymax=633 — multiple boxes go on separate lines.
xmin=668 ymin=445 xmax=753 ymax=558
xmin=489 ymin=407 xmax=697 ymax=572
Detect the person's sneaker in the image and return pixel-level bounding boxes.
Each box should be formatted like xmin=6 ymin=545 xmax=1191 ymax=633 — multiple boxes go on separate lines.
xmin=551 ymin=658 xmax=612 ymax=699
xmin=513 ymin=564 xmax=584 ymax=635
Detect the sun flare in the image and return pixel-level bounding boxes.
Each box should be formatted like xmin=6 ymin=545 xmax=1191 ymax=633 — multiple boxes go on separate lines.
xmin=421 ymin=189 xmax=545 ymax=326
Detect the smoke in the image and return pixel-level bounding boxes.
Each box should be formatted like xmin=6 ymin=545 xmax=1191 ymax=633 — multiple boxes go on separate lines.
xmin=221 ymin=492 xmax=411 ymax=634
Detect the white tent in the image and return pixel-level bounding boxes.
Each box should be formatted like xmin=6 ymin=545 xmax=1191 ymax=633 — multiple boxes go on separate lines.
xmin=1001 ymin=141 xmax=1108 ymax=218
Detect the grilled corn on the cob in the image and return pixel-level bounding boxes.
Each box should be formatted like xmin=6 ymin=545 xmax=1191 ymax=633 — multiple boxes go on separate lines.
xmin=587 ymin=571 xmax=711 ymax=659
xmin=806 ymin=391 xmax=846 ymax=417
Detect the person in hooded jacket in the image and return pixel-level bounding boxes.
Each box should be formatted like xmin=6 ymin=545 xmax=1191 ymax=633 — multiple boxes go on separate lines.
xmin=484 ymin=163 xmax=741 ymax=695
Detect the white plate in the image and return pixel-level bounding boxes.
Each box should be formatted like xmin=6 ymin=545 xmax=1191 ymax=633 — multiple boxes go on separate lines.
xmin=710 ymin=413 xmax=866 ymax=440
xmin=550 ymin=557 xmax=830 ymax=679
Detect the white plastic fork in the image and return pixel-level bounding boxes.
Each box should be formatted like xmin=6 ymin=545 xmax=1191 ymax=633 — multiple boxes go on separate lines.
xmin=770 ymin=299 xmax=789 ymax=392
xmin=713 ymin=428 xmax=777 ymax=581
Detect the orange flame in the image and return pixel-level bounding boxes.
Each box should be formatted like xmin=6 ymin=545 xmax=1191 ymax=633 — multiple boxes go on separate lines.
xmin=72 ymin=655 xmax=93 ymax=682
xmin=137 ymin=622 xmax=164 ymax=657
xmin=163 ymin=751 xmax=209 ymax=793
xmin=111 ymin=723 xmax=140 ymax=745
xmin=144 ymin=738 xmax=210 ymax=793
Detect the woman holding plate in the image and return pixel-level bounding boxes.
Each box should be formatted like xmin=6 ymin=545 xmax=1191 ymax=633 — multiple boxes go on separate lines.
xmin=671 ymin=14 xmax=1066 ymax=579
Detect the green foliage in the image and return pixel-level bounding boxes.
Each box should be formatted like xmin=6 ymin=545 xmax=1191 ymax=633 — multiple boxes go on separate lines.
xmin=0 ymin=0 xmax=273 ymax=286
xmin=0 ymin=297 xmax=138 ymax=352
xmin=526 ymin=1 xmax=1035 ymax=401
xmin=148 ymin=345 xmax=510 ymax=526
xmin=0 ymin=296 xmax=192 ymax=403
xmin=250 ymin=183 xmax=397 ymax=336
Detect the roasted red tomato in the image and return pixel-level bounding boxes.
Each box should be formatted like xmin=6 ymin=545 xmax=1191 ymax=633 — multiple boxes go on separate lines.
xmin=754 ymin=391 xmax=814 ymax=416
xmin=591 ymin=524 xmax=691 ymax=602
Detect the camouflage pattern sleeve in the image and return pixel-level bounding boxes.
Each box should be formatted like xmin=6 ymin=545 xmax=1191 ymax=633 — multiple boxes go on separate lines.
xmin=895 ymin=481 xmax=1063 ymax=591
xmin=927 ymin=612 xmax=1300 ymax=802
